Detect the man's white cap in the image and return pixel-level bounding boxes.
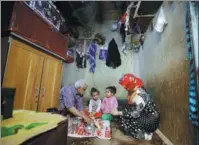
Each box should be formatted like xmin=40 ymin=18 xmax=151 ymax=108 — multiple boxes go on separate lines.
xmin=75 ymin=79 xmax=87 ymax=88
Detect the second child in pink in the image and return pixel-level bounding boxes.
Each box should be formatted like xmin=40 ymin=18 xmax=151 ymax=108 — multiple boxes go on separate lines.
xmin=101 ymin=86 xmax=118 ymax=114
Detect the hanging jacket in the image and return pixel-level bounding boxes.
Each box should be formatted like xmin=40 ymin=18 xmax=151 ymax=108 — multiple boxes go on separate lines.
xmin=106 ymin=39 xmax=121 ymax=69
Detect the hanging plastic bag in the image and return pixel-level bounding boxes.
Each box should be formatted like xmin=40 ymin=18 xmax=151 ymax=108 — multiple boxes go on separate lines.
xmin=154 ymin=7 xmax=168 ymax=33
xmin=110 ymin=22 xmax=118 ymax=32
xmin=99 ymin=46 xmax=108 ymax=61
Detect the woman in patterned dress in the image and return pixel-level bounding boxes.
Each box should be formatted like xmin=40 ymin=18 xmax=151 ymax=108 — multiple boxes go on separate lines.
xmin=111 ymin=74 xmax=160 ymax=140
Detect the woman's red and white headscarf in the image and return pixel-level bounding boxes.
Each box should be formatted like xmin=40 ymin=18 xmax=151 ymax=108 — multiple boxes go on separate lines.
xmin=119 ymin=74 xmax=144 ymax=91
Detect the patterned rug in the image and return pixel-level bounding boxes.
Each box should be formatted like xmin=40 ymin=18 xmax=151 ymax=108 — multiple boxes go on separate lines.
xmin=68 ymin=123 xmax=165 ymax=145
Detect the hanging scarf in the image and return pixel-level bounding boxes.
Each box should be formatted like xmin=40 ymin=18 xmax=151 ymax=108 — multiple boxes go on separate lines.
xmin=88 ymin=41 xmax=97 ymax=73
xmin=185 ymin=3 xmax=199 ymax=145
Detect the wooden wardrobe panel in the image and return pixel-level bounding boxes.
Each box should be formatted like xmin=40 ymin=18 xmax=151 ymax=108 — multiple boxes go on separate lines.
xmin=38 ymin=56 xmax=62 ymax=112
xmin=52 ymin=59 xmax=63 ymax=108
xmin=1 ymin=37 xmax=10 ymax=85
xmin=10 ymin=2 xmax=69 ymax=60
xmin=3 ymin=39 xmax=44 ymax=110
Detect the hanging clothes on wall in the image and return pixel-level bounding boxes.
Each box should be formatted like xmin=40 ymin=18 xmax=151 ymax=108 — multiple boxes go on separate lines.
xmin=120 ymin=23 xmax=126 ymax=44
xmin=76 ymin=50 xmax=86 ymax=68
xmin=75 ymin=40 xmax=87 ymax=68
xmin=119 ymin=2 xmax=136 ymax=46
xmin=110 ymin=22 xmax=118 ymax=32
xmin=185 ymin=3 xmax=199 ymax=145
xmin=76 ymin=50 xmax=81 ymax=68
xmin=120 ymin=2 xmax=135 ymax=32
xmin=154 ymin=6 xmax=168 ymax=33
xmin=88 ymin=41 xmax=97 ymax=73
xmin=139 ymin=34 xmax=145 ymax=49
xmin=124 ymin=2 xmax=134 ymax=32
xmin=66 ymin=49 xmax=75 ymax=63
xmin=99 ymin=46 xmax=108 ymax=61
xmin=106 ymin=39 xmax=121 ymax=69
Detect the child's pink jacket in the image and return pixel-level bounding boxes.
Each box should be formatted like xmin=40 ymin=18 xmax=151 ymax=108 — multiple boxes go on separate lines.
xmin=101 ymin=96 xmax=118 ymax=114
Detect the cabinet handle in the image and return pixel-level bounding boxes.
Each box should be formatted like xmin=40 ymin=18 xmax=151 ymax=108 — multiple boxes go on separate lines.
xmin=35 ymin=88 xmax=40 ymax=103
xmin=42 ymin=88 xmax=46 ymax=97
xmin=36 ymin=88 xmax=39 ymax=97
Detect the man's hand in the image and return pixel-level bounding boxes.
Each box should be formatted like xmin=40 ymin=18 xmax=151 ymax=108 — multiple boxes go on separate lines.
xmin=83 ymin=116 xmax=92 ymax=124
xmin=80 ymin=111 xmax=86 ymax=116
xmin=68 ymin=107 xmax=88 ymax=119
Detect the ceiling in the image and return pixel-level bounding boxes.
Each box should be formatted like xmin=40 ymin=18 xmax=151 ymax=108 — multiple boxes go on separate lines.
xmin=54 ymin=1 xmax=163 ymax=33
xmin=1 ymin=1 xmax=163 ymax=36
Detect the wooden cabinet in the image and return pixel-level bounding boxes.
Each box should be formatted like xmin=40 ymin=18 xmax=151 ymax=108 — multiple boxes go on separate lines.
xmin=1 ymin=37 xmax=10 ymax=85
xmin=3 ymin=39 xmax=63 ymax=112
xmin=38 ymin=56 xmax=63 ymax=112
xmin=4 ymin=2 xmax=69 ymax=60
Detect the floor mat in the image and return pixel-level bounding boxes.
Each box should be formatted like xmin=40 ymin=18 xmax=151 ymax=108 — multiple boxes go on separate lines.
xmin=68 ymin=125 xmax=165 ymax=145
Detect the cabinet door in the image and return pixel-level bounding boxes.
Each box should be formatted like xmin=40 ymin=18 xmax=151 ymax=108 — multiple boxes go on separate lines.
xmin=38 ymin=56 xmax=63 ymax=112
xmin=3 ymin=39 xmax=44 ymax=111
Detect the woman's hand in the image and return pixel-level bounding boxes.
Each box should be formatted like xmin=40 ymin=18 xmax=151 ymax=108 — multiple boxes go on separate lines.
xmin=111 ymin=109 xmax=122 ymax=116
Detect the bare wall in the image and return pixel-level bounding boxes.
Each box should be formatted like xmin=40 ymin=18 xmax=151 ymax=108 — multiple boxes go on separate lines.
xmin=133 ymin=2 xmax=196 ymax=145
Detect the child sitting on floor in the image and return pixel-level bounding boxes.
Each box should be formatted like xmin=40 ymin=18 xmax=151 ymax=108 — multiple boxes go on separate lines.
xmin=101 ymin=86 xmax=118 ymax=121
xmin=85 ymin=88 xmax=102 ymax=119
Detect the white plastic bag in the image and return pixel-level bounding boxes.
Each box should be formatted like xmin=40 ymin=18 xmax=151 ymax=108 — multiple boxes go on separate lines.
xmin=154 ymin=7 xmax=168 ymax=32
